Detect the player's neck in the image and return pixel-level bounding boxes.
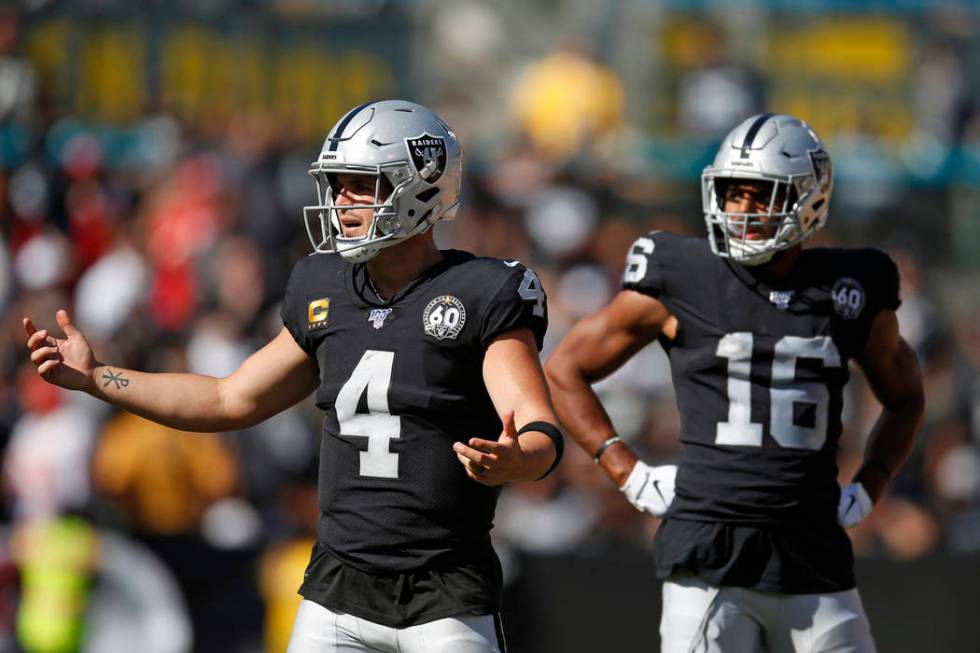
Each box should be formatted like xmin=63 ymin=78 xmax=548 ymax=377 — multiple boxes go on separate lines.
xmin=365 ymin=233 xmax=443 ymax=300
xmin=755 ymin=245 xmax=802 ymax=283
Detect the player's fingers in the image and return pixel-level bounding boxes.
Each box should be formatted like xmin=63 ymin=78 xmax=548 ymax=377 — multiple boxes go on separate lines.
xmin=466 ymin=456 xmax=490 ymax=475
xmin=56 ymin=309 xmax=81 ymax=338
xmin=464 ymin=465 xmax=495 ymax=486
xmin=457 ymin=454 xmax=490 ymax=480
xmin=37 ymin=359 xmax=59 ymax=377
xmin=23 ymin=318 xmax=36 ymax=338
xmin=456 ymin=451 xmax=482 ymax=469
xmin=453 ymin=442 xmax=493 ymax=467
xmin=467 ymin=438 xmax=502 ymax=454
xmin=30 ymin=346 xmax=60 ymax=365
xmin=27 ymin=328 xmax=46 ymax=349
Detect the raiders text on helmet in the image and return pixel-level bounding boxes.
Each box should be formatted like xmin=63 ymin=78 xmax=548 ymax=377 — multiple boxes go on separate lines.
xmin=304 ymin=100 xmax=462 ymax=263
xmin=701 ymin=114 xmax=833 ymax=266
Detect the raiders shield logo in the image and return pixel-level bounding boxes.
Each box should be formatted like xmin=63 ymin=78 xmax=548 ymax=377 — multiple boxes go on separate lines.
xmin=405 ymin=133 xmax=447 ymax=183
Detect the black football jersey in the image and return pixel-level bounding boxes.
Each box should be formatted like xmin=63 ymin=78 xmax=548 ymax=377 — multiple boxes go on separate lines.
xmin=281 ymin=249 xmax=548 ymax=576
xmin=622 ymin=232 xmax=900 ymax=592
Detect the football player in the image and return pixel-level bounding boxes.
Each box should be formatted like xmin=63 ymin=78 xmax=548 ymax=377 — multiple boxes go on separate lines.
xmin=545 ymin=114 xmax=924 ymax=652
xmin=24 ymin=100 xmax=562 ymax=653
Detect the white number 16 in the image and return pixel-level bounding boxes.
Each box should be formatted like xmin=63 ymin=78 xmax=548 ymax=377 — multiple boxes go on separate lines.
xmin=715 ymin=333 xmax=841 ymax=450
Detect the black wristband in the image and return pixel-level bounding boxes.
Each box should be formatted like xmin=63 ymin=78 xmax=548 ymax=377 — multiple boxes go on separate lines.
xmin=862 ymin=458 xmax=891 ymax=481
xmin=593 ymin=436 xmax=623 ymax=464
xmin=517 ymin=421 xmax=564 ymax=480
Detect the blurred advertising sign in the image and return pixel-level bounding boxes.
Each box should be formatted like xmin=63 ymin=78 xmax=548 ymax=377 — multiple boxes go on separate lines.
xmin=21 ymin=9 xmax=408 ymax=142
xmin=659 ymin=13 xmax=912 ymax=142
xmin=765 ymin=16 xmax=912 ymax=141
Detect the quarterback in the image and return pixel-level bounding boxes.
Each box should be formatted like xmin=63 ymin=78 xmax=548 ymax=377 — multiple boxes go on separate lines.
xmin=545 ymin=114 xmax=924 ymax=652
xmin=25 ymin=100 xmax=561 ymax=653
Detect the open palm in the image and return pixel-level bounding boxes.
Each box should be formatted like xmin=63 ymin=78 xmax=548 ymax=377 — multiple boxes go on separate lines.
xmin=24 ymin=309 xmax=98 ymax=393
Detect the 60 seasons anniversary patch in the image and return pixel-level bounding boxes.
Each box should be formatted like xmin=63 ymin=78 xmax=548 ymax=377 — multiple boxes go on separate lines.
xmin=422 ymin=295 xmax=466 ymax=340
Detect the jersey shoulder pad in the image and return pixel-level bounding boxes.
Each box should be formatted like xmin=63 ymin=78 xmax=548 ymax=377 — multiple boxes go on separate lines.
xmin=280 ymin=253 xmax=346 ymax=355
xmin=621 ymin=231 xmax=709 ymax=297
xmin=450 ymin=252 xmax=549 ymax=350
xmin=810 ymin=247 xmax=901 ymax=319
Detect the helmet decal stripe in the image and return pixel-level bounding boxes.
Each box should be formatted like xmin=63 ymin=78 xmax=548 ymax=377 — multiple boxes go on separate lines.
xmin=328 ymin=101 xmax=374 ymax=152
xmin=739 ymin=113 xmax=774 ymax=158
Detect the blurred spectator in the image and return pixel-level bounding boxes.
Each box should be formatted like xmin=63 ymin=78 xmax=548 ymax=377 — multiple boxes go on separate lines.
xmin=510 ymin=42 xmax=625 ymax=162
xmin=4 ymin=368 xmax=97 ymax=521
xmin=91 ymin=412 xmax=238 ymax=536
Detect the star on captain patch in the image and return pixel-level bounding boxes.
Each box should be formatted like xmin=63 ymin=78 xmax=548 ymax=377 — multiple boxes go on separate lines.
xmin=769 ymin=290 xmax=794 ymax=310
xmin=368 ymin=308 xmax=392 ymax=330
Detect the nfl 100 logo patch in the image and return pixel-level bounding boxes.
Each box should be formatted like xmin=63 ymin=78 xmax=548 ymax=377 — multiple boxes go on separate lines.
xmin=423 ymin=295 xmax=466 ymax=340
xmin=769 ymin=289 xmax=794 ymax=310
xmin=368 ymin=308 xmax=392 ymax=330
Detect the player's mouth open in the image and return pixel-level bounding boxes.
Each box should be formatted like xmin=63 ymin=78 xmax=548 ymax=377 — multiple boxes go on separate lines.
xmin=339 ymin=216 xmax=366 ymax=236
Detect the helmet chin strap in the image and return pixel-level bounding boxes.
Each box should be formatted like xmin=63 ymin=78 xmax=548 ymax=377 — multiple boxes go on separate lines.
xmin=734 ymin=250 xmax=776 ymax=266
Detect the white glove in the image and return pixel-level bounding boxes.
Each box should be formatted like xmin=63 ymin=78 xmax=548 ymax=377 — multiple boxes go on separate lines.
xmin=620 ymin=461 xmax=677 ymax=517
xmin=837 ymin=482 xmax=873 ymax=528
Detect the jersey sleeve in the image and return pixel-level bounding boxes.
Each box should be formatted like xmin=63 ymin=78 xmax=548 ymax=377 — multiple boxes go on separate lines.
xmin=479 ymin=263 xmax=549 ymax=351
xmin=280 ymin=257 xmax=317 ymax=357
xmin=841 ymin=248 xmax=902 ymax=354
xmin=621 ymin=232 xmax=665 ymax=297
xmin=866 ymin=248 xmax=901 ymax=313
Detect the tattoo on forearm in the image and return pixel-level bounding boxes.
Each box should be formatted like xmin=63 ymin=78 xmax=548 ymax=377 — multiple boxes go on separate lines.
xmin=102 ymin=369 xmax=130 ymax=390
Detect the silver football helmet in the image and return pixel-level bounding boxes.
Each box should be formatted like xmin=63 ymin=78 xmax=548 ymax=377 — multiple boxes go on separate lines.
xmin=701 ymin=114 xmax=832 ymax=266
xmin=304 ymin=100 xmax=462 ymax=263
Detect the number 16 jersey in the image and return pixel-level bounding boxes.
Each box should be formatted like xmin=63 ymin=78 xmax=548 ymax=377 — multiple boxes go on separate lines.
xmin=622 ymin=231 xmax=900 ymax=592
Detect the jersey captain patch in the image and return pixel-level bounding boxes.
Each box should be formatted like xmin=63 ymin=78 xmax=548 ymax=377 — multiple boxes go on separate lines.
xmin=308 ymin=298 xmax=330 ymax=330
xmin=423 ymin=295 xmax=466 ymax=340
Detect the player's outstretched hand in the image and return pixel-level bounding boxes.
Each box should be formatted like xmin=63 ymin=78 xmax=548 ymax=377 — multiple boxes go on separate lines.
xmin=837 ymin=482 xmax=873 ymax=529
xmin=620 ymin=460 xmax=677 ymax=517
xmin=23 ymin=309 xmax=98 ymax=393
xmin=454 ymin=410 xmax=528 ymax=486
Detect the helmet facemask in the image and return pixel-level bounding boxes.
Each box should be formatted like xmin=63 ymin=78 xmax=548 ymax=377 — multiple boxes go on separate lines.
xmin=703 ymin=174 xmax=815 ymax=266
xmin=303 ymin=163 xmax=421 ymax=264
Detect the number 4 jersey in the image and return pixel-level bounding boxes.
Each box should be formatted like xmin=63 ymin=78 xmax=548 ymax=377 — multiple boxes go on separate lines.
xmin=622 ymin=231 xmax=900 ymax=592
xmin=280 ymin=249 xmax=547 ymax=624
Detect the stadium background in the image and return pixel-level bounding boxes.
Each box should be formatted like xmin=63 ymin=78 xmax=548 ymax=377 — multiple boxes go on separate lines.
xmin=0 ymin=1 xmax=978 ymax=651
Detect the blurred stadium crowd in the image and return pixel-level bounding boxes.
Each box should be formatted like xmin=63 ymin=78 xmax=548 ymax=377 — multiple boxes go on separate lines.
xmin=0 ymin=1 xmax=979 ymax=652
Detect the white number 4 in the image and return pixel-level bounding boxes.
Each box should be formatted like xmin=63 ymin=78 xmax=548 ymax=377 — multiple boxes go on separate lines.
xmin=335 ymin=350 xmax=401 ymax=478
xmin=518 ymin=269 xmax=545 ymax=317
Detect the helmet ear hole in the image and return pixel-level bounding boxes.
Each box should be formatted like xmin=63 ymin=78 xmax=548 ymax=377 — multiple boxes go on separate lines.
xmin=415 ymin=188 xmax=439 ymax=203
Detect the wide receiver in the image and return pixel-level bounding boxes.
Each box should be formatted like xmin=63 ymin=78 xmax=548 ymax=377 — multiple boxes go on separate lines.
xmin=545 ymin=114 xmax=924 ymax=652
xmin=25 ymin=100 xmax=561 ymax=653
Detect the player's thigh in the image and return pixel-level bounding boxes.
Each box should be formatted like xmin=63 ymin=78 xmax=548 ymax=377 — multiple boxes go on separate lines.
xmin=286 ymin=600 xmax=374 ymax=653
xmin=661 ymin=576 xmax=763 ymax=653
xmin=776 ymin=589 xmax=875 ymax=653
xmin=397 ymin=613 xmax=505 ymax=653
